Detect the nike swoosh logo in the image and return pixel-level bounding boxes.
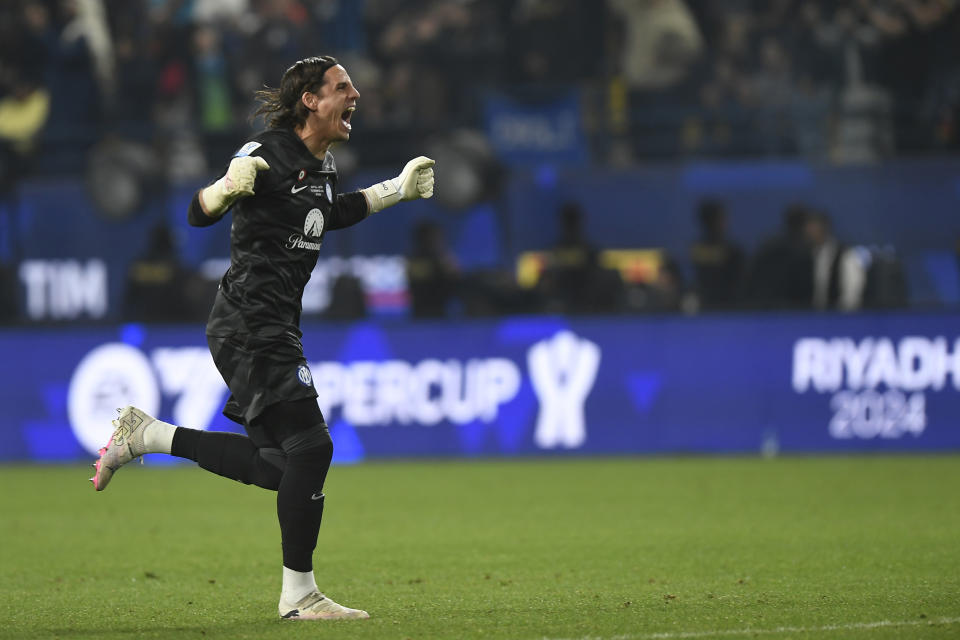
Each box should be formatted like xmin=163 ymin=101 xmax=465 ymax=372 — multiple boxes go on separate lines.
xmin=291 ymin=184 xmax=308 ymax=194
xmin=311 ymin=493 xmax=324 ymax=501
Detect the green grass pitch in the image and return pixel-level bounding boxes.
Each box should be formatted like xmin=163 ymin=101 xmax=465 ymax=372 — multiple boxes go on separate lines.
xmin=1 ymin=456 xmax=958 ymax=639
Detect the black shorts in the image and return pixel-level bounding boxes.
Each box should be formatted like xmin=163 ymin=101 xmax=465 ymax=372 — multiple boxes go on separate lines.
xmin=207 ymin=333 xmax=319 ymax=427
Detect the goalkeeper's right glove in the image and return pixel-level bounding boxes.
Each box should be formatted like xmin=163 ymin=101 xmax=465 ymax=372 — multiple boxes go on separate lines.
xmin=200 ymin=155 xmax=270 ymax=217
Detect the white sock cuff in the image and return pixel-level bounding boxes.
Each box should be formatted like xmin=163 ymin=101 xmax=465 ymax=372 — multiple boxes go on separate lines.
xmin=281 ymin=567 xmax=317 ymax=603
xmin=143 ymin=419 xmax=177 ymax=455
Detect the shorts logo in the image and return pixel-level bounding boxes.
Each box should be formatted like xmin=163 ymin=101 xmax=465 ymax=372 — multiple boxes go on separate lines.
xmin=325 ymin=183 xmax=333 ymax=202
xmin=304 ymin=208 xmax=324 ymax=238
xmin=297 ymin=365 xmax=313 ymax=386
xmin=298 ymin=169 xmax=306 ymax=181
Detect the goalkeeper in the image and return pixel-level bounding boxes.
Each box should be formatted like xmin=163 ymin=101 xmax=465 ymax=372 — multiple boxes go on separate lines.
xmin=90 ymin=56 xmax=434 ymax=621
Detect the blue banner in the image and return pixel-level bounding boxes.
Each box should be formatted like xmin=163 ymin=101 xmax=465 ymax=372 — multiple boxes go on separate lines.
xmin=484 ymin=91 xmax=588 ymax=166
xmin=2 ymin=313 xmax=959 ymax=463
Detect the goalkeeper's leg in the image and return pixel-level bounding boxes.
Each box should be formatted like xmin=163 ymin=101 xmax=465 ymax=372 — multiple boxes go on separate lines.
xmin=101 ymin=399 xmax=338 ymax=578
xmin=255 ymin=399 xmax=368 ymax=621
xmin=91 ymin=405 xmax=285 ymax=491
xmin=172 ymin=427 xmax=286 ymax=490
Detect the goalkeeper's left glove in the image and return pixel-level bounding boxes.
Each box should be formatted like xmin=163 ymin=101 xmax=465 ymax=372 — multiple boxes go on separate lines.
xmin=361 ymin=156 xmax=435 ymax=214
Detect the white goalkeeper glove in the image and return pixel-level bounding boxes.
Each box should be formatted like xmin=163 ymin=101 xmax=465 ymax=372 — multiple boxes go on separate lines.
xmin=200 ymin=155 xmax=271 ymax=216
xmin=361 ymin=156 xmax=435 ymax=214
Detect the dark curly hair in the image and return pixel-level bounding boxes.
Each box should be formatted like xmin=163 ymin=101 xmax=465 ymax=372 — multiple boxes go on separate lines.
xmin=253 ymin=55 xmax=339 ymax=129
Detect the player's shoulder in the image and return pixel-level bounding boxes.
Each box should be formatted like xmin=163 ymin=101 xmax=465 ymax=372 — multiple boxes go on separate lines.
xmin=232 ymin=129 xmax=293 ymax=158
xmin=228 ymin=129 xmax=330 ymax=175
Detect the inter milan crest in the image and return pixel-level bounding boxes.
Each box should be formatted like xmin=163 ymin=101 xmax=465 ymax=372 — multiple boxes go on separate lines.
xmin=296 ymin=365 xmax=313 ymax=386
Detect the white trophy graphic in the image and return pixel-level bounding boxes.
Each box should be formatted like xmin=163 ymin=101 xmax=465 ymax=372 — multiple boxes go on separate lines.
xmin=528 ymin=330 xmax=601 ymax=449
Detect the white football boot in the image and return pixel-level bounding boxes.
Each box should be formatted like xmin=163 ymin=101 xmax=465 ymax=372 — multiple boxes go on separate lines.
xmin=90 ymin=406 xmax=154 ymax=491
xmin=279 ymin=591 xmax=370 ymax=620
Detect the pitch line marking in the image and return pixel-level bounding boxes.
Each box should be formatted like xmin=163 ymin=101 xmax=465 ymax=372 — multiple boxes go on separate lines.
xmin=541 ymin=616 xmax=960 ymax=640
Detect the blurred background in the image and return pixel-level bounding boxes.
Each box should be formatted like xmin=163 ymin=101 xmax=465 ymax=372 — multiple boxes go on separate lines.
xmin=1 ymin=0 xmax=960 ymax=462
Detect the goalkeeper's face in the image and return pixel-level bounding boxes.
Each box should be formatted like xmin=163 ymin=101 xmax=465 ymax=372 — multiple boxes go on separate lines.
xmin=307 ymin=65 xmax=360 ymax=143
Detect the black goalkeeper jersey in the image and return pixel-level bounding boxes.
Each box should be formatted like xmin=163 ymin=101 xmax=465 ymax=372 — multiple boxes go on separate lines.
xmin=203 ymin=128 xmax=369 ymax=343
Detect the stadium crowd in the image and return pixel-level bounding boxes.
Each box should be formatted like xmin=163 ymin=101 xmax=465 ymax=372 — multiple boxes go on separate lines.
xmin=1 ymin=0 xmax=958 ymax=176
xmin=0 ymin=0 xmax=951 ymax=322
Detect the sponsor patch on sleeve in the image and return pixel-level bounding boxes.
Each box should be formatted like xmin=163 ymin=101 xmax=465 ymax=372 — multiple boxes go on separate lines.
xmin=234 ymin=141 xmax=262 ymax=157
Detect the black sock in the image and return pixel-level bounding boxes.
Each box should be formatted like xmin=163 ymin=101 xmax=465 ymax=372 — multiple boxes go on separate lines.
xmin=276 ymin=430 xmax=334 ymax=572
xmin=171 ymin=428 xmax=284 ymax=490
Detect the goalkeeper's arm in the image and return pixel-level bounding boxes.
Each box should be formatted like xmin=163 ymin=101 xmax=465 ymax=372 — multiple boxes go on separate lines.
xmin=360 ymin=156 xmax=435 ymax=214
xmin=187 ymin=155 xmax=270 ymax=227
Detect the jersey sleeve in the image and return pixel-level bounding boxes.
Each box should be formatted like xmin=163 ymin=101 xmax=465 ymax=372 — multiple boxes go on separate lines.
xmin=327 ymin=191 xmax=370 ymax=230
xmin=187 ymin=191 xmax=222 ymax=226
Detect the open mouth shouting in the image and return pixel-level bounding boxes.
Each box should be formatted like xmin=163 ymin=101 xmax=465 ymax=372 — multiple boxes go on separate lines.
xmin=340 ymin=106 xmax=355 ymax=133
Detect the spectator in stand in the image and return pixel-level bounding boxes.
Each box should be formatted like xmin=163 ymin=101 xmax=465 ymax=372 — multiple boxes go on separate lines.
xmin=608 ymin=0 xmax=703 ymax=92
xmin=688 ymin=56 xmax=749 ymax=155
xmin=406 ymin=220 xmax=461 ymax=318
xmin=641 ymin=255 xmax=687 ymax=313
xmin=107 ymin=1 xmax=158 ymax=136
xmin=47 ymin=0 xmax=115 ymax=134
xmin=805 ymin=210 xmax=868 ymax=311
xmin=505 ymin=0 xmax=604 ymax=86
xmin=537 ymin=202 xmax=624 ymax=314
xmin=123 ymin=223 xmax=209 ymax=322
xmin=0 ymin=261 xmax=15 ymax=323
xmin=0 ymin=1 xmax=54 ymax=270
xmin=689 ymin=199 xmax=745 ymax=310
xmin=0 ymin=70 xmax=50 ymax=202
xmin=324 ymin=274 xmax=368 ymax=321
xmin=747 ymin=204 xmax=814 ymax=309
xmin=0 ymin=67 xmax=50 ymax=267
xmin=749 ymin=36 xmax=795 ymax=154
